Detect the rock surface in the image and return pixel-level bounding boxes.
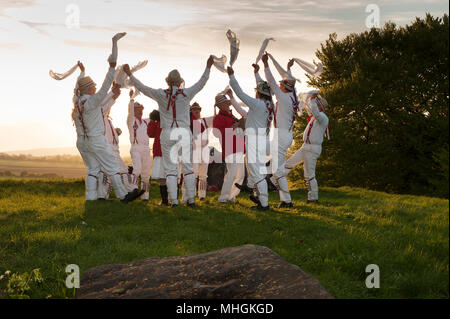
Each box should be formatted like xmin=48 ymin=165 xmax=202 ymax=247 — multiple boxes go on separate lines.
xmin=76 ymin=244 xmax=333 ymax=299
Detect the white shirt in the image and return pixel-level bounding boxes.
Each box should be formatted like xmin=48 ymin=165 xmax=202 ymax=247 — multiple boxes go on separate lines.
xmin=73 ymin=67 xmax=116 ymax=138
xmin=127 ymin=100 xmax=150 ymax=147
xmin=229 ymin=74 xmax=271 ymax=134
xmin=264 ymin=67 xmax=297 ymax=131
xmin=130 ymin=68 xmax=210 ymax=129
xmin=302 ymin=98 xmax=329 ymax=146
xmin=101 ymin=92 xmax=119 ymax=147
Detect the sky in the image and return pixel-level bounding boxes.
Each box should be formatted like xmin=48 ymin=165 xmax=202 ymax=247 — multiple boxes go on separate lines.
xmin=0 ymin=0 xmax=448 ymax=153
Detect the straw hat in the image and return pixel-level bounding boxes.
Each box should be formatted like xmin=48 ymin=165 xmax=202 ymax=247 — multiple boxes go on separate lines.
xmin=134 ymin=102 xmax=144 ymax=109
xmin=279 ymin=78 xmax=296 ymax=91
xmin=214 ymin=94 xmax=229 ymax=106
xmin=255 ymin=81 xmax=272 ymax=97
xmin=77 ymin=76 xmax=96 ymax=95
xmin=165 ymin=69 xmax=184 ymax=87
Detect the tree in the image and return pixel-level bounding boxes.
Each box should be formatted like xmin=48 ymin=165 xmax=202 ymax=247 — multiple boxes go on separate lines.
xmin=290 ymin=14 xmax=449 ymax=198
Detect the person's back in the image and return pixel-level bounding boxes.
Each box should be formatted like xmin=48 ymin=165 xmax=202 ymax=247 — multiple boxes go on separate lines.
xmin=123 ymin=56 xmax=214 ymax=206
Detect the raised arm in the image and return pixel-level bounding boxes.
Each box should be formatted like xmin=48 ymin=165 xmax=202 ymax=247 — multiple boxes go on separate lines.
xmin=262 ymin=53 xmax=283 ymax=98
xmin=227 ymin=67 xmax=259 ymax=110
xmin=87 ymin=33 xmax=124 ymax=108
xmin=224 ymin=87 xmax=247 ymax=117
xmin=102 ymin=82 xmax=121 ymax=115
xmin=100 ymin=91 xmax=116 ymax=115
xmin=310 ymin=96 xmax=328 ymax=125
xmin=287 ymin=59 xmax=294 ymax=78
xmin=76 ymin=61 xmax=85 ymax=84
xmin=123 ymin=64 xmax=161 ymax=101
xmin=252 ymin=63 xmax=263 ymax=84
xmin=184 ymin=55 xmax=214 ymax=99
xmin=87 ymin=65 xmax=115 ymax=109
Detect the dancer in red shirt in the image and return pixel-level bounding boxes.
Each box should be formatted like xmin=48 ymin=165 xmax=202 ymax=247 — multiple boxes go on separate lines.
xmin=213 ymin=93 xmax=245 ymax=203
xmin=147 ymin=110 xmax=168 ymax=206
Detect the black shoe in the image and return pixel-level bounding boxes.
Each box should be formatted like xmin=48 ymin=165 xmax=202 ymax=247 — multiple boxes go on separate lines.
xmin=306 ymin=199 xmax=319 ymax=204
xmin=142 ymin=199 xmax=149 ymax=202
xmin=251 ymin=204 xmax=270 ymax=211
xmin=170 ymin=203 xmax=179 ymax=208
xmin=187 ymin=202 xmax=196 ymax=208
xmin=267 ymin=176 xmax=278 ymax=192
xmin=159 ymin=201 xmax=169 ymax=206
xmin=121 ymin=189 xmax=145 ymax=204
xmin=249 ymin=194 xmax=260 ymax=204
xmin=235 ymin=183 xmax=253 ymax=194
xmin=278 ymin=201 xmax=294 ymax=208
xmin=199 ymin=197 xmax=205 ymax=201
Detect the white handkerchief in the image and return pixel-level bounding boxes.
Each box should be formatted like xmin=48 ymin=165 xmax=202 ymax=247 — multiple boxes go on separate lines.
xmin=226 ymin=29 xmax=240 ymax=66
xmin=267 ymin=53 xmax=300 ymax=82
xmin=114 ymin=60 xmax=148 ymax=88
xmin=293 ymin=58 xmax=323 ymax=78
xmin=212 ymin=55 xmax=227 ymax=73
xmin=49 ymin=64 xmax=78 ymax=80
xmin=255 ymin=38 xmax=275 ymax=64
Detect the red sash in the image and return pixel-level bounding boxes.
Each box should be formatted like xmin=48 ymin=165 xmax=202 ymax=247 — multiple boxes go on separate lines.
xmin=265 ymin=101 xmax=275 ymax=134
xmin=75 ymin=99 xmax=88 ymax=139
xmin=165 ymin=87 xmax=186 ymax=128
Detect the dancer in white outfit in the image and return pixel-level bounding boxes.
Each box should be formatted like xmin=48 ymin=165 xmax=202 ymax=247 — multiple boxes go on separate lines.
xmin=123 ymin=56 xmax=214 ymax=206
xmin=182 ymin=102 xmax=209 ymax=202
xmin=227 ymin=66 xmax=274 ymax=210
xmin=97 ymin=82 xmax=134 ymax=199
xmin=284 ymin=91 xmax=329 ymax=203
xmin=261 ymin=53 xmax=298 ymax=208
xmin=191 ymin=102 xmax=209 ymax=200
xmin=127 ymin=90 xmax=151 ymax=201
xmin=71 ymin=33 xmax=143 ymax=203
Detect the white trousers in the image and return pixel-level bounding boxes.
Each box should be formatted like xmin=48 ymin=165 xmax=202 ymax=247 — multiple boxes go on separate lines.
xmin=77 ymin=135 xmax=128 ymax=200
xmin=161 ymin=128 xmax=195 ymax=205
xmin=285 ymin=143 xmax=321 ymax=201
xmin=245 ymin=134 xmax=270 ymax=207
xmin=182 ymin=160 xmax=209 ymax=202
xmin=218 ymin=152 xmax=245 ymax=202
xmin=97 ymin=145 xmax=134 ymax=199
xmin=130 ymin=145 xmax=151 ymax=200
xmin=151 ymin=156 xmax=165 ymax=179
xmin=113 ymin=146 xmax=134 ymax=192
xmin=271 ymin=129 xmax=293 ymax=203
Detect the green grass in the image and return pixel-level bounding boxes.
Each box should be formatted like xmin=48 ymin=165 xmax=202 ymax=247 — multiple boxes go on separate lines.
xmin=0 ymin=178 xmax=448 ymax=299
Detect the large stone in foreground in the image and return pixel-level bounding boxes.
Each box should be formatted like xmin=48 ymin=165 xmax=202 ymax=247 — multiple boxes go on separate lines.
xmin=76 ymin=244 xmax=332 ymax=299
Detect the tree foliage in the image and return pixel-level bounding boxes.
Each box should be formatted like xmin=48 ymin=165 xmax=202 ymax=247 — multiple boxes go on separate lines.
xmin=290 ymin=14 xmax=449 ymax=198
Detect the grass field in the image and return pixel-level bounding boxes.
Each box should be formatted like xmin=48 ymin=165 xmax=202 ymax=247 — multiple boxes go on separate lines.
xmin=0 ymin=178 xmax=448 ymax=299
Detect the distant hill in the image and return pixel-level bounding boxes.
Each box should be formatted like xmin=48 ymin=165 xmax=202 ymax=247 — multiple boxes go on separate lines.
xmin=3 ymin=145 xmax=133 ymax=157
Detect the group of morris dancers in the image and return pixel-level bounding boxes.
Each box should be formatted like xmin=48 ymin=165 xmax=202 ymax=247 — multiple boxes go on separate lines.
xmin=53 ymin=32 xmax=329 ymax=209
